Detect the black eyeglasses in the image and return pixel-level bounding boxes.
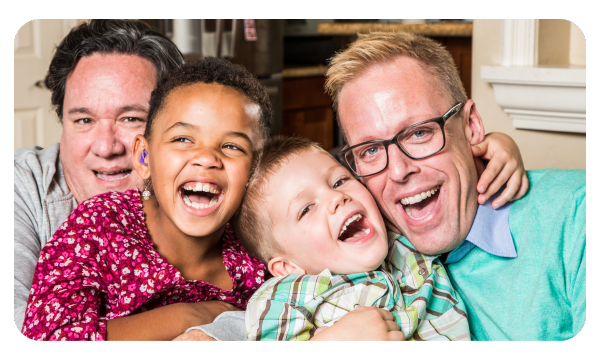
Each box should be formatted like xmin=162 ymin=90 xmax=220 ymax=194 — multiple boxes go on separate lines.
xmin=338 ymin=103 xmax=464 ymax=177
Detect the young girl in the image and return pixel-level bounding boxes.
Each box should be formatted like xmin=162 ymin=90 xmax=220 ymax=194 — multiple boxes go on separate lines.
xmin=21 ymin=58 xmax=271 ymax=340
xmin=22 ymin=58 xmax=527 ymax=341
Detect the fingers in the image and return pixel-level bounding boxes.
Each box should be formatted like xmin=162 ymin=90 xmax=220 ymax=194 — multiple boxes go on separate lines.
xmin=470 ymin=143 xmax=486 ymax=157
xmin=385 ymin=319 xmax=400 ymax=332
xmin=512 ymin=173 xmax=529 ymax=200
xmin=374 ymin=307 xmax=396 ymax=322
xmin=489 ymin=171 xmax=521 ymax=208
xmin=387 ymin=330 xmax=406 ymax=341
xmin=476 ymin=154 xmax=511 ymax=202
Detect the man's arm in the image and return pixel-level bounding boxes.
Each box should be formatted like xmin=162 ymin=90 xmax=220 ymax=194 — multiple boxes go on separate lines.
xmin=14 ymin=183 xmax=43 ymax=330
xmin=106 ymin=301 xmax=239 ymax=341
xmin=174 ymin=311 xmax=246 ymax=341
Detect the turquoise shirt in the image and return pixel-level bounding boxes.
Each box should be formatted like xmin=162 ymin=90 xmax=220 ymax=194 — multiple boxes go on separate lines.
xmin=445 ymin=169 xmax=586 ymax=340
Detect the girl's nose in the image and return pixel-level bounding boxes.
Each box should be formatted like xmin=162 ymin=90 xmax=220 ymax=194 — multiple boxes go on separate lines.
xmin=192 ymin=148 xmax=223 ymax=169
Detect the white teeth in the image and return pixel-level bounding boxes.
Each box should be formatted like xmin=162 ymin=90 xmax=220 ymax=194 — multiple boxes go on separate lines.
xmin=182 ymin=183 xmax=221 ymax=194
xmin=400 ymin=186 xmax=439 ymax=205
xmin=182 ymin=193 xmax=219 ymax=210
xmin=95 ymin=171 xmax=131 ymax=181
xmin=338 ymin=214 xmax=363 ymax=237
xmin=365 ymin=228 xmax=370 ymax=235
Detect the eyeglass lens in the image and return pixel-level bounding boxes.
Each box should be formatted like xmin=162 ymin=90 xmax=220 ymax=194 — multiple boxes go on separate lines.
xmin=344 ymin=121 xmax=444 ymax=176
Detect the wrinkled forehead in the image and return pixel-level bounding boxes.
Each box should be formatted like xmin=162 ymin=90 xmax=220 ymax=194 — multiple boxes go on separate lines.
xmin=338 ymin=58 xmax=450 ymax=144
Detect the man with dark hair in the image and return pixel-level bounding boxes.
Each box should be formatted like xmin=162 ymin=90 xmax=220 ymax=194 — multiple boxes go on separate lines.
xmin=14 ymin=19 xmax=185 ymax=329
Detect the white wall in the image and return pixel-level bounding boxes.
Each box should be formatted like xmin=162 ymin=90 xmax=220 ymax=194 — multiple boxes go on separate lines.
xmin=472 ymin=19 xmax=586 ymax=170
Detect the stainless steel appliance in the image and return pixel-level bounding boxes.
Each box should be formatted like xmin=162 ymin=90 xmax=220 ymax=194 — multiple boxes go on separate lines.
xmin=161 ymin=19 xmax=284 ymax=136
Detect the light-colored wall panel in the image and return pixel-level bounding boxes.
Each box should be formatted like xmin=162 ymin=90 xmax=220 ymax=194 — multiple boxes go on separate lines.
xmin=472 ymin=19 xmax=585 ymax=170
xmin=14 ymin=20 xmax=74 ymax=151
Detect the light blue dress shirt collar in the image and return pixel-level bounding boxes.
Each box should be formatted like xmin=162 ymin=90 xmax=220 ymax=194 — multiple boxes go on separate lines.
xmin=444 ymin=189 xmax=517 ymax=265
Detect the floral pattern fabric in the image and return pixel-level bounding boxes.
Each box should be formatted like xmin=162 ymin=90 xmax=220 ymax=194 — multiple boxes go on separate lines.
xmin=21 ymin=189 xmax=266 ymax=341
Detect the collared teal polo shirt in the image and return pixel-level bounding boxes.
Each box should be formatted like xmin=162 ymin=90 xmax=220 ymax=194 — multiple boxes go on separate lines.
xmin=442 ymin=168 xmax=585 ymax=340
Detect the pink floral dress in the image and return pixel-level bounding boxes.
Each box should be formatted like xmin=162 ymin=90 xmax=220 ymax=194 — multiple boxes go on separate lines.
xmin=21 ymin=189 xmax=267 ymax=341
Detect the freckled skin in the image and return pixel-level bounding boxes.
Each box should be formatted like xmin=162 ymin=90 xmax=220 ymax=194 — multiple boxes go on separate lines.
xmin=267 ymin=150 xmax=389 ymax=275
xmin=338 ymin=57 xmax=484 ymax=255
xmin=60 ymin=53 xmax=157 ymax=203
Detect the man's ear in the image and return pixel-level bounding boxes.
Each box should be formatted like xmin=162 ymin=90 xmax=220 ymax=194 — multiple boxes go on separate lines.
xmin=462 ymin=100 xmax=485 ymax=146
xmin=268 ymin=256 xmax=307 ymax=277
xmin=132 ymin=135 xmax=151 ymax=181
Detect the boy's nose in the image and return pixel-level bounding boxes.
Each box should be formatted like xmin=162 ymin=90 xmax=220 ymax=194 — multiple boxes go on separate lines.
xmin=329 ymin=191 xmax=351 ymax=214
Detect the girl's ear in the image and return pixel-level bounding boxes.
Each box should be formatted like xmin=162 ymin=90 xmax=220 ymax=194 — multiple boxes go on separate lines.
xmin=268 ymin=257 xmax=307 ymax=277
xmin=132 ymin=135 xmax=151 ymax=181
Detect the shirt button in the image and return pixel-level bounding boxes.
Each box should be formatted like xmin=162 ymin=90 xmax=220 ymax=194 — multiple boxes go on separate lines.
xmin=419 ymin=268 xmax=427 ymax=275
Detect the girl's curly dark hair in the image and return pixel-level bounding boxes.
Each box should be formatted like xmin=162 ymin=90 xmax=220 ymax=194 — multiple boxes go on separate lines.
xmin=145 ymin=57 xmax=273 ymax=142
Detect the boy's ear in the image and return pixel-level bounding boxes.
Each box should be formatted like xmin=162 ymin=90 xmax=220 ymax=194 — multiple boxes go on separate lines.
xmin=268 ymin=257 xmax=307 ymax=277
xmin=132 ymin=135 xmax=151 ymax=181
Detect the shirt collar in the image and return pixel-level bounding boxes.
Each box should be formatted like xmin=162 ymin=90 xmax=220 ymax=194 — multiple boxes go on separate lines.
xmin=444 ymin=188 xmax=517 ymax=264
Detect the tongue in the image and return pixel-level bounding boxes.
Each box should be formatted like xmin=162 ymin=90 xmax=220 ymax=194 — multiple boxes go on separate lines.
xmin=405 ymin=193 xmax=436 ymax=218
xmin=187 ymin=193 xmax=213 ymax=204
xmin=343 ymin=229 xmax=369 ymax=243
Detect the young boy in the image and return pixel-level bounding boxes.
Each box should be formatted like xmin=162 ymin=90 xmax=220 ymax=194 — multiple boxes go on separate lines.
xmin=235 ymin=136 xmax=470 ymax=341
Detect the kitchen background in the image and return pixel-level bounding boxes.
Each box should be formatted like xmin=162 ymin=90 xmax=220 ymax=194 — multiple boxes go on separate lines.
xmin=14 ymin=19 xmax=586 ymax=169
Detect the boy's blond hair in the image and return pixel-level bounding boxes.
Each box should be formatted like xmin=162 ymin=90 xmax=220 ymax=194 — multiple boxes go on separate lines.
xmin=325 ymin=31 xmax=468 ymax=135
xmin=234 ymin=136 xmax=327 ymax=264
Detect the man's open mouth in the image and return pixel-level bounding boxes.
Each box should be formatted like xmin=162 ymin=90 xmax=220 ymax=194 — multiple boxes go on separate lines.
xmin=400 ymin=185 xmax=440 ymax=220
xmin=338 ymin=213 xmax=372 ymax=242
xmin=94 ymin=170 xmax=132 ymax=181
xmin=179 ymin=182 xmax=223 ymax=210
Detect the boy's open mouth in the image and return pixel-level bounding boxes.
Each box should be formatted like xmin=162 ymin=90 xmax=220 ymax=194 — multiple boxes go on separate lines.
xmin=179 ymin=182 xmax=223 ymax=210
xmin=400 ymin=185 xmax=440 ymax=220
xmin=338 ymin=213 xmax=372 ymax=242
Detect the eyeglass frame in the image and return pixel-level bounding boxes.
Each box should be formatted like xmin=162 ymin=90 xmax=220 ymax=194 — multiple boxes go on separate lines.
xmin=337 ymin=102 xmax=465 ymax=178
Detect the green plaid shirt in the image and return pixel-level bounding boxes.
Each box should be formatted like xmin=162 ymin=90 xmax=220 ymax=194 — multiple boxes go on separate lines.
xmin=246 ymin=234 xmax=470 ymax=341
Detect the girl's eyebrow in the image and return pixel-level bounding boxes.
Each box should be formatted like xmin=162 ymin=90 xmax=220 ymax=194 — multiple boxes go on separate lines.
xmin=226 ymin=131 xmax=253 ymax=148
xmin=164 ymin=121 xmax=199 ymax=133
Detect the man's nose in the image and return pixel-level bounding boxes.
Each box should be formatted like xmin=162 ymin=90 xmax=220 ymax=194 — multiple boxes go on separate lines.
xmin=328 ymin=190 xmax=351 ymax=214
xmin=192 ymin=147 xmax=223 ymax=169
xmin=91 ymin=122 xmax=125 ymax=158
xmin=386 ymin=143 xmax=420 ymax=183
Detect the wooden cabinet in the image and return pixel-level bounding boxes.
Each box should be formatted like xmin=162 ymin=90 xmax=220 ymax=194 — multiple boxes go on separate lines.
xmin=282 ymin=76 xmax=334 ymax=150
xmin=430 ymin=36 xmax=472 ymax=98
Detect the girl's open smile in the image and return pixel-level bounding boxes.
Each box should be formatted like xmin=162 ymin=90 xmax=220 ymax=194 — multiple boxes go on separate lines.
xmin=179 ymin=180 xmax=225 ymax=216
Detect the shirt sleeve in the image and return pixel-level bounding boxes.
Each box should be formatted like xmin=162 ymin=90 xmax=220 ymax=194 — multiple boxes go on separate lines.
xmin=246 ymin=297 xmax=316 ymax=341
xmin=14 ymin=184 xmax=43 ymax=331
xmin=21 ymin=206 xmax=108 ymax=341
xmin=186 ymin=311 xmax=248 ymax=341
xmin=569 ymin=187 xmax=586 ymax=336
xmin=386 ymin=239 xmax=471 ymax=341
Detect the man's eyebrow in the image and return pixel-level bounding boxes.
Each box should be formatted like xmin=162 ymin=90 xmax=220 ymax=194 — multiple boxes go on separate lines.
xmin=163 ymin=122 xmax=200 ymax=133
xmin=66 ymin=105 xmax=148 ymax=116
xmin=118 ymin=105 xmax=148 ymax=114
xmin=67 ymin=107 xmax=93 ymax=116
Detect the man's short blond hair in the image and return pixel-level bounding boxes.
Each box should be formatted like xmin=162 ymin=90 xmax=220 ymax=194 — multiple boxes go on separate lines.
xmin=325 ymin=31 xmax=468 ymax=131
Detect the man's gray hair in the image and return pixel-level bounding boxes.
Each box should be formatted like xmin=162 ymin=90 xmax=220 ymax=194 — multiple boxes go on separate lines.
xmin=45 ymin=19 xmax=184 ymax=122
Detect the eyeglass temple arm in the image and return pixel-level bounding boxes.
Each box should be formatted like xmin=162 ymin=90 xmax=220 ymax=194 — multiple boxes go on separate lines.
xmin=443 ymin=102 xmax=465 ymax=123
